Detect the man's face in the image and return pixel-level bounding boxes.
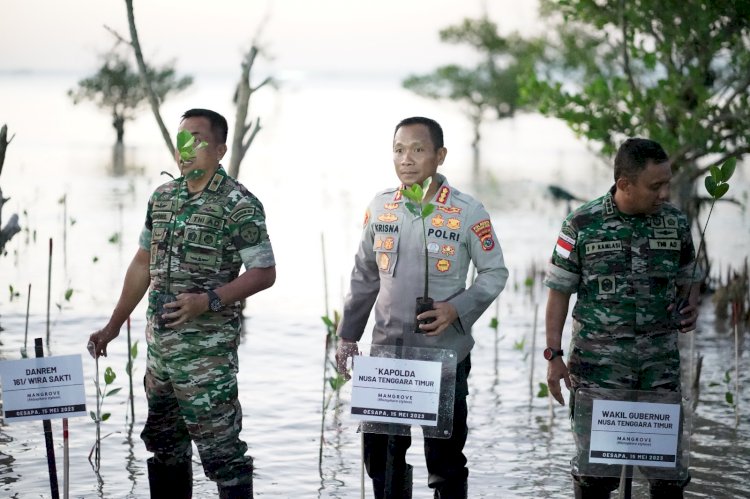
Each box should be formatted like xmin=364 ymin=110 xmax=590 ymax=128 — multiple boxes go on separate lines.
xmin=176 ymin=116 xmax=227 ymax=178
xmin=392 ymin=124 xmax=446 ymax=187
xmin=619 ymin=160 xmax=672 ymax=215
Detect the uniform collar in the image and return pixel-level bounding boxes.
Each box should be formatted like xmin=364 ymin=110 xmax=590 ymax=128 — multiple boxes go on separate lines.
xmin=393 ymin=173 xmax=452 ymax=204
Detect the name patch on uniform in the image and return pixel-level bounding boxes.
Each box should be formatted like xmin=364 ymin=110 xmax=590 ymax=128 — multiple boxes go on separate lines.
xmin=649 ymin=239 xmax=679 ymax=250
xmin=585 ymin=240 xmax=623 ymax=255
xmin=151 ymin=211 xmax=173 ymax=223
xmin=185 ymin=252 xmax=218 ymax=267
xmin=230 ymin=206 xmax=256 ymax=222
xmin=188 ymin=213 xmax=224 ymax=230
xmin=373 ymin=224 xmax=399 ymax=233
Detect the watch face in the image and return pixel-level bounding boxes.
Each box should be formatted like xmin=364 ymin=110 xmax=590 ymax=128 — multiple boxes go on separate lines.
xmin=210 ymin=299 xmax=222 ymax=312
xmin=543 ymin=348 xmax=553 ymax=360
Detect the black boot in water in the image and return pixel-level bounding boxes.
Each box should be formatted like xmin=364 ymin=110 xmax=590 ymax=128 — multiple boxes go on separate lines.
xmin=218 ymin=481 xmax=253 ymax=498
xmin=147 ymin=457 xmax=192 ymax=498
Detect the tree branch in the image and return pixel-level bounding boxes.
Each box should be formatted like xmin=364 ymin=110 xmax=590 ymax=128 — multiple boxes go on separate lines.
xmin=123 ymin=0 xmax=175 ymax=159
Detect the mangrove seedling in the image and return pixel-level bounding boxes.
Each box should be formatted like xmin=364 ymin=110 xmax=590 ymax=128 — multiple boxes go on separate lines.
xmin=672 ymin=158 xmax=735 ymax=326
xmin=88 ymin=357 xmax=121 ymax=471
xmin=401 ymin=177 xmax=436 ymax=334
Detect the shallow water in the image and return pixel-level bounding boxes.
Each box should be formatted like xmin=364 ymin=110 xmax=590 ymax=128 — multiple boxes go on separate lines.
xmin=1 ymin=73 xmax=749 ymax=497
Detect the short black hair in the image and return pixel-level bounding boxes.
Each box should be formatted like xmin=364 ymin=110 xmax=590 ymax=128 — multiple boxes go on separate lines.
xmin=614 ymin=138 xmax=669 ymax=182
xmin=394 ymin=116 xmax=444 ymax=151
xmin=181 ymin=108 xmax=228 ymax=144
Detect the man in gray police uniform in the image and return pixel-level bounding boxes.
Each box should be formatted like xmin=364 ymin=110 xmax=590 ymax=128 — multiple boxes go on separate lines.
xmin=336 ymin=116 xmax=508 ymax=498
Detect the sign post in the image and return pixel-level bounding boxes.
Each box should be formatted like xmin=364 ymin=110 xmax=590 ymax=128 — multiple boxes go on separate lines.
xmin=0 ymin=338 xmax=88 ymax=499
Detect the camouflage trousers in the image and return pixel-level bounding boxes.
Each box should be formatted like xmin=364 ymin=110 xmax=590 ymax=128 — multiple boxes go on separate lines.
xmin=140 ymin=322 xmax=253 ymax=487
xmin=568 ymin=330 xmax=689 ymax=490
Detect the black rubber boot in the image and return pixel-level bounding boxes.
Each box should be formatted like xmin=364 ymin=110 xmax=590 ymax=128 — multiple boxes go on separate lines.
xmin=147 ymin=458 xmax=192 ymax=499
xmin=218 ymin=481 xmax=253 ymax=499
xmin=433 ymin=479 xmax=467 ymax=499
xmin=573 ymin=481 xmax=610 ymax=499
xmin=372 ymin=464 xmax=412 ymax=499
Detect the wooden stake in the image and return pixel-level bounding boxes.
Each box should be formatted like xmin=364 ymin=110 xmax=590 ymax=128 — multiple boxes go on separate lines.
xmin=46 ymin=238 xmax=52 ymax=344
xmin=36 ymin=338 xmax=60 ymax=499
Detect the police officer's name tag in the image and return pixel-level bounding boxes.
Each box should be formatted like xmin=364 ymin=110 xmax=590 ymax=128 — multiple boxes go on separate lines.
xmin=585 ymin=240 xmax=623 ymax=255
xmin=649 ymin=239 xmax=679 ymax=250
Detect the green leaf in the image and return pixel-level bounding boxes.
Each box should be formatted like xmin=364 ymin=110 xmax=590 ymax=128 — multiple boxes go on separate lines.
xmin=714 ymin=183 xmax=729 ymax=199
xmin=724 ymin=370 xmax=731 ymax=383
xmin=422 ymin=204 xmax=435 ymax=217
xmin=725 ymin=392 xmax=734 ymax=405
xmin=709 ymin=165 xmax=722 ymax=182
xmin=89 ymin=410 xmax=96 ymax=421
xmin=105 ymin=387 xmax=122 ymax=398
xmin=101 ymin=413 xmax=111 ymax=422
xmin=64 ymin=288 xmax=73 ymax=301
xmin=720 ymin=158 xmax=736 ymax=182
xmin=92 ymin=256 xmax=99 ymax=263
xmin=537 ymin=382 xmax=549 ymax=398
xmin=108 ymin=233 xmax=120 ymax=244
xmin=489 ymin=317 xmax=499 ymax=329
xmin=328 ymin=374 xmax=348 ymax=391
xmin=524 ymin=277 xmax=534 ymax=288
xmin=104 ymin=367 xmax=116 ymax=385
xmin=176 ymin=130 xmax=194 ymax=149
xmin=404 ymin=202 xmax=420 ymax=217
xmin=130 ymin=341 xmax=138 ymax=359
xmin=704 ymin=175 xmax=717 ymax=197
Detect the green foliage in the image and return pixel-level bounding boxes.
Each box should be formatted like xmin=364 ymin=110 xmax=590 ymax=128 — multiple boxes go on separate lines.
xmin=90 ymin=366 xmax=119 ymax=424
xmin=403 ymin=17 xmax=540 ymax=121
xmin=524 ymin=0 xmax=750 ymax=209
xmin=68 ymin=48 xmax=192 ymax=146
xmin=8 ymin=284 xmax=19 ymax=301
xmin=513 ymin=337 xmax=526 ymax=351
xmin=176 ymin=129 xmax=207 ymax=164
xmin=64 ymin=288 xmax=74 ymax=301
xmin=108 ymin=233 xmax=120 ymax=244
xmin=125 ymin=340 xmax=139 ymax=377
xmin=489 ymin=317 xmax=499 ymax=330
xmin=537 ymin=382 xmax=549 ymax=398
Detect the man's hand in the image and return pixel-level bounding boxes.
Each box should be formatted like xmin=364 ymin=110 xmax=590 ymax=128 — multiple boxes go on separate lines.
xmin=547 ymin=357 xmax=571 ymax=406
xmin=417 ymin=301 xmax=458 ymax=336
xmin=162 ymin=292 xmax=210 ymax=327
xmin=88 ymin=326 xmax=119 ymax=358
xmin=335 ymin=339 xmax=359 ymax=380
xmin=668 ymin=301 xmax=699 ymax=333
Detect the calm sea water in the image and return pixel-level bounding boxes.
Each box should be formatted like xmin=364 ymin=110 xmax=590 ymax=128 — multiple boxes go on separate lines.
xmin=0 ymin=73 xmax=748 ymax=497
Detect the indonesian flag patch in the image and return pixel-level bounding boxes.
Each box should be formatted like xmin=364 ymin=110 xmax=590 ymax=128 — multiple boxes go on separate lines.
xmin=555 ymin=230 xmax=575 ymax=259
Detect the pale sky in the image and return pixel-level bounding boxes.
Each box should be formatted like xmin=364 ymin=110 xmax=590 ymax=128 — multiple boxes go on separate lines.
xmin=1 ymin=0 xmax=542 ymax=77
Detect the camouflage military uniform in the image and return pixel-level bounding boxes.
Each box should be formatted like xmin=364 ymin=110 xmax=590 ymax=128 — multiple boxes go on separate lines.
xmin=338 ymin=174 xmax=508 ymax=490
xmin=138 ymin=167 xmax=274 ymax=487
xmin=544 ymin=186 xmax=700 ymax=490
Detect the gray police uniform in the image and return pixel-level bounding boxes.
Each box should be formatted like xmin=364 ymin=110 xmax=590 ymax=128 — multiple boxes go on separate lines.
xmin=338 ymin=173 xmax=508 ymax=491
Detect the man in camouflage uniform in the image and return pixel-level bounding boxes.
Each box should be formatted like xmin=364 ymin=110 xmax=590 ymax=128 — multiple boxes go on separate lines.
xmin=88 ymin=109 xmax=275 ymax=498
xmin=336 ymin=117 xmax=508 ymax=498
xmin=543 ymin=138 xmax=701 ymax=499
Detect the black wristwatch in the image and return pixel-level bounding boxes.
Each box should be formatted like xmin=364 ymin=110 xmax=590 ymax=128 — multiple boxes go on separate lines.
xmin=206 ymin=289 xmax=224 ymax=312
xmin=543 ymin=347 xmax=564 ymax=361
